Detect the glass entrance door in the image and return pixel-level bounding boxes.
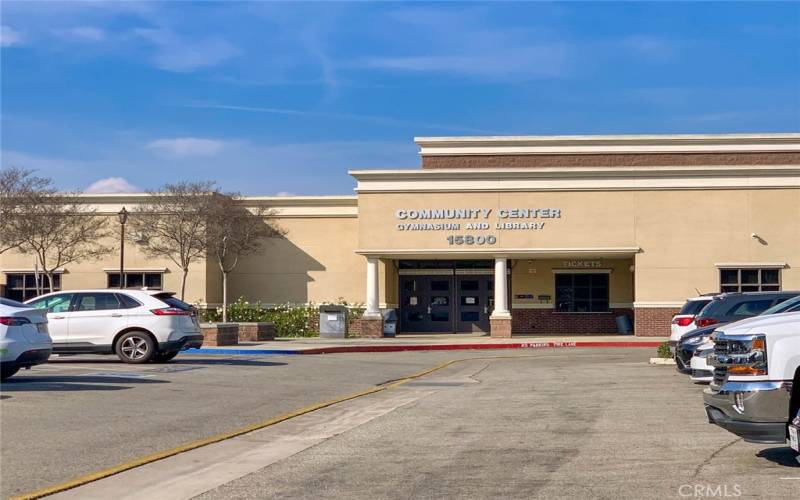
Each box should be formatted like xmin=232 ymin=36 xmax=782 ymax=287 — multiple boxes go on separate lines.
xmin=456 ymin=276 xmax=492 ymax=333
xmin=399 ymin=275 xmax=454 ymax=333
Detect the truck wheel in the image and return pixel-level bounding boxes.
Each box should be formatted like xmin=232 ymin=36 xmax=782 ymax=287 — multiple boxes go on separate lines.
xmin=152 ymin=351 xmax=179 ymax=363
xmin=116 ymin=331 xmax=155 ymax=364
xmin=0 ymin=366 xmax=19 ymax=380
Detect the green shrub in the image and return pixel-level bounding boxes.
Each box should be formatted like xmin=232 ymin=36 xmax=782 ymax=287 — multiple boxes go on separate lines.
xmin=657 ymin=341 xmax=672 ymax=359
xmin=195 ymin=297 xmax=366 ymax=338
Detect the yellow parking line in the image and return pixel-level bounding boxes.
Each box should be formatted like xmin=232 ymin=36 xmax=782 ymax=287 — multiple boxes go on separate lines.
xmin=11 ymin=354 xmax=540 ymax=499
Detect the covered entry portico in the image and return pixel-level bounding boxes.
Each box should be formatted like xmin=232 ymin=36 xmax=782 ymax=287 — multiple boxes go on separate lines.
xmin=358 ymin=249 xmax=637 ymax=338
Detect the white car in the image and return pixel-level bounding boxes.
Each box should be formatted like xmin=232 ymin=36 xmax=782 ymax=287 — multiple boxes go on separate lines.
xmin=0 ymin=298 xmax=53 ymax=380
xmin=689 ymin=340 xmax=715 ymax=383
xmin=670 ymin=295 xmax=715 ymax=346
xmin=25 ymin=290 xmax=203 ymax=364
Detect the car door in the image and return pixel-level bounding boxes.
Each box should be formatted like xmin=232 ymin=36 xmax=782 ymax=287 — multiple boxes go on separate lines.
xmin=25 ymin=293 xmax=75 ymax=344
xmin=68 ymin=293 xmax=129 ymax=347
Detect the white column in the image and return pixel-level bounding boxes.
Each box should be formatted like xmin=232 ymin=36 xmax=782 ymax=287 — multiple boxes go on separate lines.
xmin=491 ymin=257 xmax=511 ymax=318
xmin=364 ymin=257 xmax=381 ymax=319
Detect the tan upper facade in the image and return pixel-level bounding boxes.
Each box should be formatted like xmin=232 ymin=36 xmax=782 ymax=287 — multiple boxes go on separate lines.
xmin=2 ymin=133 xmax=799 ymax=327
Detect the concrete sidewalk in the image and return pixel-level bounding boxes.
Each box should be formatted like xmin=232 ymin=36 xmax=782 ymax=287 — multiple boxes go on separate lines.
xmin=191 ymin=334 xmax=667 ymax=356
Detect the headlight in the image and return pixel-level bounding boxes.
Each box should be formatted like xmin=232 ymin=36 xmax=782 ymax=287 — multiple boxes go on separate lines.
xmin=717 ymin=334 xmax=767 ymax=376
xmin=686 ymin=335 xmax=706 ymax=345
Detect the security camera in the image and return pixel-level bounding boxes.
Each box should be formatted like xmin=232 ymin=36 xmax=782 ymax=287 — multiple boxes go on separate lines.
xmin=751 ymin=233 xmax=758 ymax=239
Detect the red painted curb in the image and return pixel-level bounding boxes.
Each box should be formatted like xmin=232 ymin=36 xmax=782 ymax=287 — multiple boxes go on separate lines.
xmin=298 ymin=341 xmax=661 ymax=355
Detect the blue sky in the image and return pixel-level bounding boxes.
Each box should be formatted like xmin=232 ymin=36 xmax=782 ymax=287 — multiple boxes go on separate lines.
xmin=2 ymin=1 xmax=799 ymax=195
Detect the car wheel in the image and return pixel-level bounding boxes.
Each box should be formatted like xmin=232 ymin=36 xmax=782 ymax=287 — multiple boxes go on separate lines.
xmin=116 ymin=332 xmax=155 ymax=364
xmin=1 ymin=366 xmax=20 ymax=380
xmin=152 ymin=351 xmax=179 ymax=363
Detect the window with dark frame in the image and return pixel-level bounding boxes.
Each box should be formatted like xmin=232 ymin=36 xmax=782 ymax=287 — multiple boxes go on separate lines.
xmin=719 ymin=268 xmax=781 ymax=293
xmin=106 ymin=272 xmax=163 ymax=290
xmin=555 ymin=273 xmax=609 ymax=312
xmin=3 ymin=273 xmax=61 ymax=302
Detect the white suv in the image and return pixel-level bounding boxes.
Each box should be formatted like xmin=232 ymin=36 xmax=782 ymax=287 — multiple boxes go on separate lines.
xmin=26 ymin=290 xmax=203 ymax=363
xmin=670 ymin=295 xmax=716 ymax=345
xmin=1 ymin=298 xmax=52 ymax=379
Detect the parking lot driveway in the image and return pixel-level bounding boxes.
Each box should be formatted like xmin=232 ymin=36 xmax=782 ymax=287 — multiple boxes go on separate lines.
xmin=196 ymin=352 xmax=800 ymax=500
xmin=0 ymin=351 xmax=467 ymax=497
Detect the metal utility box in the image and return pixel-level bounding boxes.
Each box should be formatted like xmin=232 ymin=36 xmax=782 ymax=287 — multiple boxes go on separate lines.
xmin=382 ymin=309 xmax=398 ymax=337
xmin=319 ymin=305 xmax=347 ymax=338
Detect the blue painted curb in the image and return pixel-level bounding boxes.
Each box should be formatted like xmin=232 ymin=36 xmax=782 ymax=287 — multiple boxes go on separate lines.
xmin=187 ymin=348 xmax=301 ymax=356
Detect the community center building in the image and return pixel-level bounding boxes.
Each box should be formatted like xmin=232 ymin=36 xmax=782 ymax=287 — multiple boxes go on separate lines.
xmin=2 ymin=133 xmax=799 ymax=337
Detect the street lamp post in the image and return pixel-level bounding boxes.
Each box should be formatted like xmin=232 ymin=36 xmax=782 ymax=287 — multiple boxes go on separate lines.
xmin=118 ymin=207 xmax=129 ymax=289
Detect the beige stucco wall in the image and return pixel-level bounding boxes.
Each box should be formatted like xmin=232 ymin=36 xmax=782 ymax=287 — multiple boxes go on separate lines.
xmin=357 ymin=191 xmax=636 ymax=251
xmin=0 ymin=231 xmax=209 ymax=304
xmin=511 ymin=258 xmax=633 ymax=308
xmin=632 ymin=189 xmax=800 ymax=303
xmin=224 ymin=216 xmax=364 ymax=306
xmin=356 ymin=187 xmax=800 ymax=304
xmin=0 ymin=197 xmax=365 ymax=308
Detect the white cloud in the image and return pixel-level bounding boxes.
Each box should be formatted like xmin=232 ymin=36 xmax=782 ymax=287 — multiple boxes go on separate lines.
xmin=275 ymin=191 xmax=295 ymax=197
xmin=85 ymin=177 xmax=140 ymax=194
xmin=1 ymin=25 xmax=22 ymax=47
xmin=134 ymin=28 xmax=238 ymax=72
xmin=55 ymin=26 xmax=106 ymax=42
xmin=145 ymin=137 xmax=229 ymax=158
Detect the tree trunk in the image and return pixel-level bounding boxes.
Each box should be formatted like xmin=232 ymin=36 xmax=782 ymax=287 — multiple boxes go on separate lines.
xmin=222 ymin=271 xmax=228 ymax=323
xmin=46 ymin=272 xmax=55 ymax=293
xmin=181 ymin=268 xmax=188 ymax=301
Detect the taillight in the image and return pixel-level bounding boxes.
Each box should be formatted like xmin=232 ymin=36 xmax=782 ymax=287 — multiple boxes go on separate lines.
xmin=0 ymin=317 xmax=32 ymax=326
xmin=672 ymin=316 xmax=695 ymax=327
xmin=150 ymin=308 xmax=189 ymax=316
xmin=695 ymin=318 xmax=718 ymax=328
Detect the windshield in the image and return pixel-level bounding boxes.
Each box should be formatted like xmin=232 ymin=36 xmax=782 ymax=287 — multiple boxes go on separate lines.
xmin=760 ymin=295 xmax=800 ymax=316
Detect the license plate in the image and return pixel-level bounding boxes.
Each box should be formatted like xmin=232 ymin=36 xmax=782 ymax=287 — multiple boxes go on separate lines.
xmin=789 ymin=425 xmax=799 ymax=452
xmin=37 ymin=323 xmax=48 ymax=334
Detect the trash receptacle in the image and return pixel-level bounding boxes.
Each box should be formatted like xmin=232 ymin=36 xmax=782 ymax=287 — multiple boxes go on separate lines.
xmin=616 ymin=315 xmax=633 ymax=335
xmin=382 ymin=309 xmax=398 ymax=338
xmin=319 ymin=305 xmax=347 ymax=338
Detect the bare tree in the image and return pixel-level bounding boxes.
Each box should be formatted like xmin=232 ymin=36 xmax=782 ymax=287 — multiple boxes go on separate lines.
xmin=206 ymin=194 xmax=284 ymax=322
xmin=0 ymin=167 xmax=54 ymax=254
xmin=129 ymin=181 xmax=216 ymax=300
xmin=12 ymin=193 xmax=113 ymax=292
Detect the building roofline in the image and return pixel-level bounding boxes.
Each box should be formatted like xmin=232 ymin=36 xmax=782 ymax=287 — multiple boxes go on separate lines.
xmin=414 ymin=133 xmax=800 ymax=156
xmin=71 ymin=193 xmax=357 ymax=205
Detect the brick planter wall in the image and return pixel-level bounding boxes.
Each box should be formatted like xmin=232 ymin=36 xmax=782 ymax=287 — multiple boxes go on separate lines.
xmin=200 ymin=323 xmax=239 ymax=346
xmin=633 ymin=307 xmax=680 ymax=337
xmin=511 ymin=308 xmax=634 ymax=335
xmin=237 ymin=322 xmax=276 ymax=342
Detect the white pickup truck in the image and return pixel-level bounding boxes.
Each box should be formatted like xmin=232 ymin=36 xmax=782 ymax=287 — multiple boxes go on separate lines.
xmin=703 ymin=311 xmax=800 ymax=448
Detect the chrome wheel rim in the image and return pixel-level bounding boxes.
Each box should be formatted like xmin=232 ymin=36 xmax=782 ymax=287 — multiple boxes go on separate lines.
xmin=121 ymin=337 xmax=148 ymax=360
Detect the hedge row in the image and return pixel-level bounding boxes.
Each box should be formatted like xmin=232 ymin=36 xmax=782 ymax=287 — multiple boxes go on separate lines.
xmin=197 ymin=297 xmax=364 ymax=338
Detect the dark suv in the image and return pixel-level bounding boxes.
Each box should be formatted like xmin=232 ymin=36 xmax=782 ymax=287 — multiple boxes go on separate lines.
xmin=674 ymin=291 xmax=800 ymax=373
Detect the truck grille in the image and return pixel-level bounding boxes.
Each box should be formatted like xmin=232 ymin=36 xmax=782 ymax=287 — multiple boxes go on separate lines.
xmin=712 ymin=367 xmax=727 ymax=387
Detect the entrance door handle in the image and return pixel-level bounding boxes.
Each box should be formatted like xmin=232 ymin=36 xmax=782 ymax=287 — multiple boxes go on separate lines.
xmin=427 ymin=306 xmax=432 ymax=314
xmin=111 ymin=313 xmax=123 ymax=317
xmin=51 ymin=316 xmax=65 ymax=320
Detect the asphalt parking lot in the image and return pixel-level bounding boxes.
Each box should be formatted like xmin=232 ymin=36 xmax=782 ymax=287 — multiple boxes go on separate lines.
xmin=2 ymin=348 xmax=799 ymax=499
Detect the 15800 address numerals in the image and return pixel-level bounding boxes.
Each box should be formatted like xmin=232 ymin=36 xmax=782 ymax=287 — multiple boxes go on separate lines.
xmin=446 ymin=235 xmax=497 ymax=245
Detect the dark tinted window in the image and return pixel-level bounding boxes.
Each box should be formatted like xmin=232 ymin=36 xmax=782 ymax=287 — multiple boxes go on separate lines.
xmin=726 ymin=299 xmax=774 ymax=317
xmin=431 ymin=280 xmax=450 ymax=292
xmin=117 ymin=294 xmax=142 ymax=309
xmin=555 ymin=274 xmax=609 ymax=312
xmin=157 ymin=295 xmax=193 ymax=311
xmin=679 ymin=299 xmax=712 ymax=315
xmin=75 ymin=293 xmax=122 ymax=311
